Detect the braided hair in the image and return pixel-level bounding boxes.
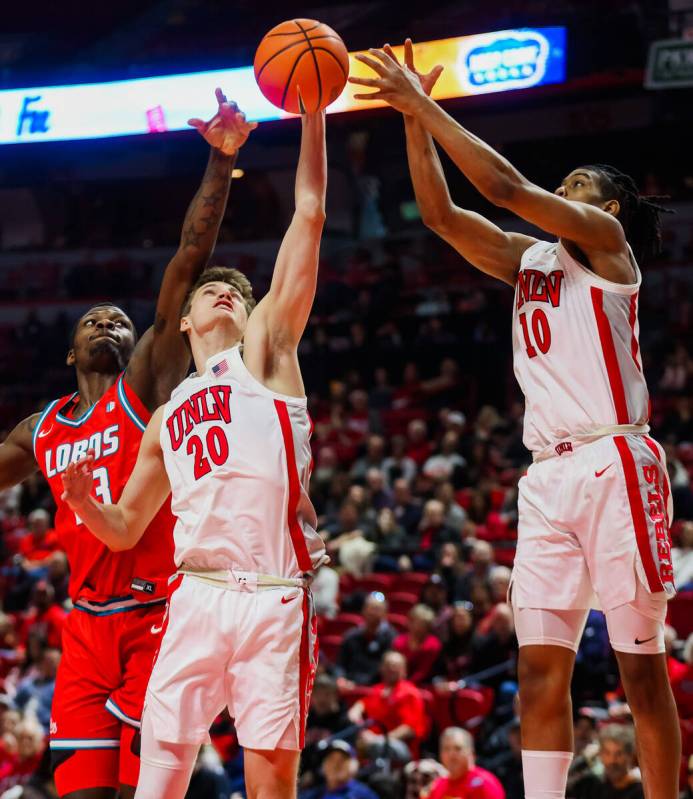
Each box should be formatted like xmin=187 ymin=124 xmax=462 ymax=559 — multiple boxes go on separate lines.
xmin=580 ymin=164 xmax=673 ymax=265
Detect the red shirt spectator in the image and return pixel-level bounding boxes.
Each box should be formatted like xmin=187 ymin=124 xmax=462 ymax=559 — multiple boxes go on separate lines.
xmin=18 ymin=509 xmax=60 ymax=564
xmin=393 ymin=604 xmax=443 ymax=684
xmin=348 ymin=651 xmax=428 ymax=758
xmin=427 ymin=768 xmax=505 ymax=799
xmin=17 ymin=582 xmax=67 ymax=650
xmin=426 ymin=727 xmax=505 ymax=799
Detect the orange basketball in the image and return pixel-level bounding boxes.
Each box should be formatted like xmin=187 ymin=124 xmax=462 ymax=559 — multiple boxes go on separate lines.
xmin=254 ymin=19 xmax=349 ymax=114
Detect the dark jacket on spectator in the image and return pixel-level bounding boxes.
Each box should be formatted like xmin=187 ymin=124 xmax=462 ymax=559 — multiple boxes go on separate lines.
xmin=336 ymin=622 xmax=397 ymax=685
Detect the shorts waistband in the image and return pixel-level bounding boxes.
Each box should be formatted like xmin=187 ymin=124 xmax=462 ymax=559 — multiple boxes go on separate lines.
xmin=178 ymin=566 xmax=311 ymax=592
xmin=532 ymin=424 xmax=650 ymax=464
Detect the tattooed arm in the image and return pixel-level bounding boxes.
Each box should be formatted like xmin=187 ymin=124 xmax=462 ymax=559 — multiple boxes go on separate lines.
xmin=0 ymin=414 xmax=40 ymax=490
xmin=127 ymin=90 xmax=257 ymax=410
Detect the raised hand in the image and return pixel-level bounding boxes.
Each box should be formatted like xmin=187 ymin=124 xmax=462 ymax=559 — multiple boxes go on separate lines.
xmin=348 ymin=42 xmax=443 ymax=115
xmin=188 ymin=88 xmax=258 ymax=156
xmin=388 ymin=39 xmax=443 ymax=97
xmin=61 ymin=451 xmax=95 ymax=509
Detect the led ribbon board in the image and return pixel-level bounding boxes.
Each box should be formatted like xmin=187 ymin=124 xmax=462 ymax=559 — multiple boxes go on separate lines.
xmin=0 ymin=27 xmax=565 ymax=145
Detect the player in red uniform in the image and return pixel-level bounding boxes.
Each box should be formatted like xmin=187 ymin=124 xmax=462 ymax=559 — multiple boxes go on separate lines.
xmin=0 ymin=89 xmax=256 ymax=799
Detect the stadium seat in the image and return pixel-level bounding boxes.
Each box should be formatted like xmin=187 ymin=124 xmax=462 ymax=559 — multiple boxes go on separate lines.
xmin=387 ymin=613 xmax=409 ymax=633
xmin=395 ymin=572 xmax=430 ymax=595
xmin=351 ymin=573 xmax=394 ymax=595
xmin=321 ymin=613 xmax=364 ymax=637
xmin=667 ymin=591 xmax=693 ymax=638
xmin=319 ymin=634 xmax=342 ymax=665
xmin=452 ymin=688 xmax=494 ymax=730
xmin=388 ymin=591 xmax=419 ymax=615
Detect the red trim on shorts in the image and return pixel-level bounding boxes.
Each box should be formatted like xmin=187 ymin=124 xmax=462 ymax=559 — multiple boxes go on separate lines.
xmin=298 ymin=592 xmax=310 ymax=749
xmin=614 ymin=435 xmax=664 ymax=592
xmin=151 ymin=574 xmax=184 ymax=669
xmin=274 ymin=400 xmax=312 ymax=573
xmin=590 ymin=287 xmax=629 ymax=424
xmin=644 ymin=436 xmax=671 ymax=529
xmin=628 ymin=294 xmax=641 ymax=372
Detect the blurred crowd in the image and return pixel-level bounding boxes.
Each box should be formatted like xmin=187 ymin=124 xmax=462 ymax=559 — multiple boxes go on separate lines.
xmin=0 ymin=221 xmax=691 ymax=797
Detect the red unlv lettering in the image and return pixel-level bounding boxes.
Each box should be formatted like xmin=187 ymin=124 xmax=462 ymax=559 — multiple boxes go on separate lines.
xmin=516 ymin=269 xmax=564 ymax=311
xmin=166 ymin=386 xmax=233 ymax=451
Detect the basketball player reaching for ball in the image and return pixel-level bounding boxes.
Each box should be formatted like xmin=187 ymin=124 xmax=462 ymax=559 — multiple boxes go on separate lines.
xmin=351 ymin=42 xmax=679 ymax=799
xmin=61 ymin=110 xmax=329 ymax=799
xmin=0 ymin=90 xmax=255 ymax=799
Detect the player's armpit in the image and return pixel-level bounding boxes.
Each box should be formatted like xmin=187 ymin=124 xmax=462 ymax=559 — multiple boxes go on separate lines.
xmin=433 ymin=207 xmax=537 ymax=287
xmin=0 ymin=414 xmax=39 ymax=491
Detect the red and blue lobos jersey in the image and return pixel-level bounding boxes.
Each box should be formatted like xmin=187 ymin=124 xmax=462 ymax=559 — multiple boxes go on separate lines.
xmin=33 ymin=374 xmax=175 ymax=603
xmin=512 ymin=241 xmax=650 ymax=454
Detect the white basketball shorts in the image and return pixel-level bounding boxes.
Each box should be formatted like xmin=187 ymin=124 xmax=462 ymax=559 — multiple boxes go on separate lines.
xmin=144 ymin=574 xmax=318 ymax=750
xmin=512 ymin=433 xmax=675 ymax=612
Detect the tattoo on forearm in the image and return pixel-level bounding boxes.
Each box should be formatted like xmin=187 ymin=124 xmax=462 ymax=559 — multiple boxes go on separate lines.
xmin=179 ymin=152 xmax=233 ymax=253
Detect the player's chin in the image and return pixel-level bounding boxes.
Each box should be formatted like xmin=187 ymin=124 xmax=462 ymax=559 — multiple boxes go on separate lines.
xmin=88 ymin=340 xmax=129 ymax=370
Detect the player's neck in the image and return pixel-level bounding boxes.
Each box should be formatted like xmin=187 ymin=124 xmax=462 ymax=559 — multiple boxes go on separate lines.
xmin=191 ymin=329 xmax=242 ymax=374
xmin=74 ymin=370 xmax=118 ymax=412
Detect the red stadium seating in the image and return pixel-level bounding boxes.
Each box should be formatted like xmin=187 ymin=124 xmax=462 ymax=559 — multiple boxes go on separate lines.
xmin=387 ymin=613 xmax=409 ymax=633
xmin=319 ymin=634 xmax=343 ymax=665
xmin=395 ymin=573 xmax=430 ymax=595
xmin=667 ymin=592 xmax=693 ymax=639
xmin=351 ymin=573 xmax=395 ymax=595
xmin=388 ymin=592 xmax=419 ymax=615
xmin=321 ymin=613 xmax=364 ymax=637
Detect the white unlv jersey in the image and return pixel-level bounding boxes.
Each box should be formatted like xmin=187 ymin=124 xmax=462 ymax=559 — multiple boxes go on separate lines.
xmin=512 ymin=240 xmax=649 ymax=454
xmin=160 ymin=345 xmax=327 ymax=577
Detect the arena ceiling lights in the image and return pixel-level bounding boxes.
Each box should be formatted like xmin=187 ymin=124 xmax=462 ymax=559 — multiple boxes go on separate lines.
xmin=1 ymin=27 xmax=565 ymax=146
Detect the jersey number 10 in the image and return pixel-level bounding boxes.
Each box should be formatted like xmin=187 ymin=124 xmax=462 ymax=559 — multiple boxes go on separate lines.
xmin=518 ymin=309 xmax=552 ymax=358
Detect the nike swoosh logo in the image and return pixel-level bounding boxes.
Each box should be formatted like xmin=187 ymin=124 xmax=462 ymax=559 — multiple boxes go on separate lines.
xmin=634 ymin=634 xmax=657 ymax=645
xmin=150 ymin=624 xmax=163 ymax=634
xmin=595 ymin=464 xmax=614 ymax=478
xmin=38 ymin=426 xmax=53 ymax=438
xmin=281 ymin=594 xmax=297 ymax=604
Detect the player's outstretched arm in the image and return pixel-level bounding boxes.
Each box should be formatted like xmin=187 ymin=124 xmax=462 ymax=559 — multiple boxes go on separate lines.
xmin=127 ymin=89 xmax=258 ymax=411
xmin=351 ymin=47 xmax=624 ymax=257
xmin=61 ymin=407 xmax=170 ymax=551
xmin=391 ymin=41 xmax=535 ymax=286
xmin=0 ymin=414 xmax=40 ymax=491
xmin=244 ymin=111 xmax=326 ymax=393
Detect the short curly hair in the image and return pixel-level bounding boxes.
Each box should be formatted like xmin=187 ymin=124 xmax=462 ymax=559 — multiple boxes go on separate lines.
xmin=181 ymin=266 xmax=256 ymax=318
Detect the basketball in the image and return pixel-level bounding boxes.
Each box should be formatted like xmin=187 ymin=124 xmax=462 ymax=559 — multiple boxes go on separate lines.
xmin=254 ymin=19 xmax=349 ymax=114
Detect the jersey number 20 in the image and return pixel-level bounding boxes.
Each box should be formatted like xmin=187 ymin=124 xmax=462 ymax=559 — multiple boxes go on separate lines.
xmin=519 ymin=309 xmax=552 ymax=357
xmin=187 ymin=426 xmax=230 ymax=480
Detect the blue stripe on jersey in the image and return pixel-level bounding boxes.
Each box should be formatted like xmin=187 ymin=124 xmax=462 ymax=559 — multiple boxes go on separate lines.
xmin=73 ymin=598 xmax=165 ymax=617
xmin=117 ymin=375 xmax=146 ymax=432
xmin=32 ymin=399 xmax=59 ymax=457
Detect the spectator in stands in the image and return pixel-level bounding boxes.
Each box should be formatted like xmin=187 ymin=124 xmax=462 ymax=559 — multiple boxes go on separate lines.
xmin=324 ymin=500 xmax=374 ymax=577
xmin=0 ymin=718 xmax=45 ymax=791
xmin=393 ymin=603 xmax=443 ymax=684
xmin=455 ymin=540 xmax=495 ymax=601
xmin=13 ymin=648 xmax=60 ymax=733
xmin=436 ymin=600 xmax=475 ymax=681
xmin=17 ymin=581 xmax=66 ymax=651
xmin=405 ymin=419 xmax=432 ymax=467
xmin=350 ymin=435 xmax=387 ymax=482
xmin=403 ymin=759 xmax=448 ymax=799
xmin=673 ymin=633 xmax=693 ymax=719
xmin=483 ymin=719 xmax=523 ymax=799
xmin=423 ymin=431 xmax=467 ymax=483
xmin=301 ymin=740 xmax=378 ymax=799
xmin=419 ymin=574 xmax=452 ymax=636
xmin=391 ymin=478 xmax=422 ymax=536
xmin=312 ymin=564 xmax=340 ymax=619
xmin=336 ymin=593 xmax=396 ymax=686
xmin=347 ymin=651 xmax=427 ymax=760
xmin=371 ymin=507 xmax=413 ymax=573
xmin=45 ymin=550 xmax=70 ymax=605
xmin=425 ymin=727 xmax=505 ymax=799
xmin=415 ymin=500 xmax=459 ymax=570
xmin=570 ymin=724 xmax=644 ymax=798
xmin=470 ymin=603 xmax=517 ymax=689
xmin=673 ymin=520 xmax=693 ymax=589
xmin=680 ymin=755 xmax=693 ymax=799
xmin=488 ymin=566 xmax=511 ymax=606
xmin=305 ymin=675 xmax=350 ymax=746
xmin=364 ymin=468 xmax=393 ymax=511
xmin=17 ymin=510 xmax=59 ymax=570
xmin=664 ymin=624 xmax=687 ymax=687
xmin=435 ymin=481 xmax=468 ymax=534
xmin=381 ymin=435 xmax=418 ymax=487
